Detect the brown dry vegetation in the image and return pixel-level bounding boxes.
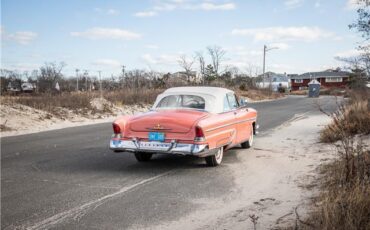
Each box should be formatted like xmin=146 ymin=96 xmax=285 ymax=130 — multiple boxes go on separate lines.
xmin=0 ymin=89 xmax=163 ymax=116
xmin=0 ymin=87 xmax=282 ymax=117
xmin=296 ymin=138 xmax=370 ymax=230
xmin=320 ymin=91 xmax=370 ymax=143
xmin=236 ymin=88 xmax=284 ymax=101
xmin=293 ymin=90 xmax=370 ymax=230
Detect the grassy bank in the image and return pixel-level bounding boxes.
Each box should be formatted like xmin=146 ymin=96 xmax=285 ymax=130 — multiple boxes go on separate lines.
xmin=295 ymin=90 xmax=370 ymax=230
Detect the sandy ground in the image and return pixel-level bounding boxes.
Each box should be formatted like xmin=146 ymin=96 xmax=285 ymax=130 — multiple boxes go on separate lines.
xmin=0 ymin=102 xmax=150 ymax=137
xmin=146 ymin=113 xmax=334 ymax=230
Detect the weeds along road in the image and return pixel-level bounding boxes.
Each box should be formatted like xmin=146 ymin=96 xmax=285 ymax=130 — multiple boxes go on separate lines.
xmin=1 ymin=95 xmax=341 ymax=230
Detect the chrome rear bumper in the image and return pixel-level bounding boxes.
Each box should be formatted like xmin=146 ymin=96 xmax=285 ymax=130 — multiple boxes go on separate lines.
xmin=109 ymin=139 xmax=216 ymax=157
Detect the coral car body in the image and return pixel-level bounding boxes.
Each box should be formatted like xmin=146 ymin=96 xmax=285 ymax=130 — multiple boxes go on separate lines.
xmin=110 ymin=87 xmax=257 ymax=166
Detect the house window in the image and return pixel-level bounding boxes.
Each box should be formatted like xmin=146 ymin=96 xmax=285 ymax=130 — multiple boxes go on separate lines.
xmin=294 ymin=79 xmax=303 ymax=83
xmin=325 ymin=77 xmax=343 ymax=82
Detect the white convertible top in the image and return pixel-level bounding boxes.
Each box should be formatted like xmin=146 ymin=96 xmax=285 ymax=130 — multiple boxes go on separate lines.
xmin=152 ymin=87 xmax=234 ymax=113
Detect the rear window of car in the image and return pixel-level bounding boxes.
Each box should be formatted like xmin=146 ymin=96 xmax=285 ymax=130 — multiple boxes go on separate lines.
xmin=156 ymin=95 xmax=205 ymax=110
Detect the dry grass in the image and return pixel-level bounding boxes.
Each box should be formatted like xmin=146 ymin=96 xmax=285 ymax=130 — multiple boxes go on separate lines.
xmin=290 ymin=90 xmax=308 ymax=95
xmin=103 ymin=88 xmax=164 ymax=106
xmin=0 ymin=120 xmax=13 ymax=131
xmin=297 ymin=139 xmax=370 ymax=230
xmin=320 ymin=99 xmax=370 ymax=143
xmin=1 ymin=92 xmax=93 ymax=115
xmin=291 ymin=90 xmax=370 ymax=230
xmin=0 ymin=89 xmax=162 ymax=116
xmin=236 ymin=88 xmax=284 ymax=101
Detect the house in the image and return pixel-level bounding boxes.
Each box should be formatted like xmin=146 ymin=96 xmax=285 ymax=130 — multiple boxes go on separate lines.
xmin=256 ymin=72 xmax=290 ymax=91
xmin=290 ymin=70 xmax=350 ymax=91
xmin=170 ymin=71 xmax=201 ymax=83
xmin=21 ymin=82 xmax=36 ymax=92
xmin=7 ymin=82 xmax=21 ymax=92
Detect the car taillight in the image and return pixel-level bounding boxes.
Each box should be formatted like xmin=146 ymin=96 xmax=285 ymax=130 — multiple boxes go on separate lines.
xmin=194 ymin=126 xmax=205 ymax=142
xmin=112 ymin=123 xmax=121 ymax=134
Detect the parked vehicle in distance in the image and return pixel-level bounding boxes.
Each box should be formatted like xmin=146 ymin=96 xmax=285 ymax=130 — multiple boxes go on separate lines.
xmin=109 ymin=87 xmax=258 ymax=166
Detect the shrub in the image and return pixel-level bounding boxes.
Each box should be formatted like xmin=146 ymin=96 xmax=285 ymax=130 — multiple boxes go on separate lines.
xmin=320 ymin=99 xmax=370 ymax=143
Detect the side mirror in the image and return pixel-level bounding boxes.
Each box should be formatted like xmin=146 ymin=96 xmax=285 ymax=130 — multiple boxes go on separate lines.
xmin=239 ymin=98 xmax=247 ymax=106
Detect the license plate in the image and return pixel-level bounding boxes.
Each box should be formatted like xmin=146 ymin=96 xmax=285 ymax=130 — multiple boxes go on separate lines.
xmin=112 ymin=140 xmax=121 ymax=146
xmin=148 ymin=132 xmax=165 ymax=142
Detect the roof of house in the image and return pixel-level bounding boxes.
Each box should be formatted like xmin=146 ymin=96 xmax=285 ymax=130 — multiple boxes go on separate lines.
xmin=257 ymin=72 xmax=289 ymax=83
xmin=290 ymin=71 xmax=350 ymax=79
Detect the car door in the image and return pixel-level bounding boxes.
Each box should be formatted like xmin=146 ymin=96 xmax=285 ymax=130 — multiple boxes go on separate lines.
xmin=225 ymin=93 xmax=240 ymax=145
xmin=231 ymin=94 xmax=253 ymax=144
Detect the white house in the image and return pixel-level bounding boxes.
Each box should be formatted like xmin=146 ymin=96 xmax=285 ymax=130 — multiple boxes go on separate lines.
xmin=256 ymin=72 xmax=290 ymax=91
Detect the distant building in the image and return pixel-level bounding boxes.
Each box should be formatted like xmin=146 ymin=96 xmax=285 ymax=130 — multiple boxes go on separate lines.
xmin=290 ymin=70 xmax=350 ymax=91
xmin=7 ymin=82 xmax=21 ymax=92
xmin=256 ymin=72 xmax=290 ymax=91
xmin=170 ymin=71 xmax=201 ymax=83
xmin=7 ymin=82 xmax=36 ymax=93
xmin=21 ymin=82 xmax=36 ymax=92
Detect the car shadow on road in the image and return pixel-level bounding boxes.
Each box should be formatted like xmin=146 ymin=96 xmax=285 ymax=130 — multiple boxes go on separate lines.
xmin=32 ymin=145 xmax=244 ymax=177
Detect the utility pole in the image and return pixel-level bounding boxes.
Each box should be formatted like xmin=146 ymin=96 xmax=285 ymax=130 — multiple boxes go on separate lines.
xmin=84 ymin=70 xmax=88 ymax=92
xmin=263 ymin=45 xmax=266 ymax=88
xmin=262 ymin=45 xmax=279 ymax=89
xmin=121 ymin=65 xmax=125 ymax=89
xmin=98 ymin=70 xmax=102 ymax=98
xmin=75 ymin=69 xmax=79 ymax=92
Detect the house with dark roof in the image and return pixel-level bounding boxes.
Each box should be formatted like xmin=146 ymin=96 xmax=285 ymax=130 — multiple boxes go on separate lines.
xmin=290 ymin=70 xmax=350 ymax=91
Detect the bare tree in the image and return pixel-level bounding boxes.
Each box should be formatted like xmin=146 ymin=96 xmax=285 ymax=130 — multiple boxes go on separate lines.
xmin=195 ymin=51 xmax=206 ymax=84
xmin=207 ymin=45 xmax=226 ymax=76
xmin=38 ymin=62 xmax=66 ymax=92
xmin=178 ymin=54 xmax=195 ymax=82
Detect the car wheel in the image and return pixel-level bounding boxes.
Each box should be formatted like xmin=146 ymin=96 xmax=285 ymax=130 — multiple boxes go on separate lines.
xmin=205 ymin=147 xmax=223 ymax=167
xmin=241 ymin=125 xmax=254 ymax=149
xmin=134 ymin=152 xmax=153 ymax=162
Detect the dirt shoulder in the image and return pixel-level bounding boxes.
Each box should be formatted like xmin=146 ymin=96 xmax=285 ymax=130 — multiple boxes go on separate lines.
xmin=152 ymin=113 xmax=333 ymax=230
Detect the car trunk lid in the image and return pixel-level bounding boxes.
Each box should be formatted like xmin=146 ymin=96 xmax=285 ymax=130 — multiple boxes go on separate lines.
xmin=129 ymin=109 xmax=208 ymax=133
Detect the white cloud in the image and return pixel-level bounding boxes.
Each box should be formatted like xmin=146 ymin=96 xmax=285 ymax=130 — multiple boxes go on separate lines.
xmin=107 ymin=9 xmax=119 ymax=15
xmin=71 ymin=27 xmax=141 ymax=40
xmin=232 ymin=26 xmax=335 ymax=42
xmin=225 ymin=46 xmax=262 ymax=57
xmin=94 ymin=8 xmax=119 ymax=15
xmin=335 ymin=49 xmax=362 ymax=58
xmin=346 ymin=0 xmax=361 ymax=10
xmin=2 ymin=62 xmax=40 ymax=71
xmin=141 ymin=53 xmax=178 ymax=65
xmin=314 ymin=0 xmax=321 ymax=8
xmin=92 ymin=59 xmax=121 ymax=67
xmin=140 ymin=0 xmax=236 ymax=16
xmin=198 ymin=2 xmax=236 ymax=10
xmin=5 ymin=31 xmax=38 ymax=45
xmin=134 ymin=11 xmax=158 ymax=17
xmin=269 ymin=42 xmax=290 ymax=50
xmin=284 ymin=0 xmax=304 ymax=9
xmin=145 ymin=44 xmax=160 ymax=49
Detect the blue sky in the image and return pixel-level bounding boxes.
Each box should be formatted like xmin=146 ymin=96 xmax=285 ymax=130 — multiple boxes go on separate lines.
xmin=0 ymin=0 xmax=365 ymax=78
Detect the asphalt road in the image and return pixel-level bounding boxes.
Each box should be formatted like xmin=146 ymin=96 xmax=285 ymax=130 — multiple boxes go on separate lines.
xmin=1 ymin=96 xmax=341 ymax=230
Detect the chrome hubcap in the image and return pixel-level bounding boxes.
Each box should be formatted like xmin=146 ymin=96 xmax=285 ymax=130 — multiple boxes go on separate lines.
xmin=215 ymin=148 xmax=223 ymax=164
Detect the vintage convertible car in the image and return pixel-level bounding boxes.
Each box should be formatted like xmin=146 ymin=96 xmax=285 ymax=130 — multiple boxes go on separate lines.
xmin=110 ymin=87 xmax=258 ymax=166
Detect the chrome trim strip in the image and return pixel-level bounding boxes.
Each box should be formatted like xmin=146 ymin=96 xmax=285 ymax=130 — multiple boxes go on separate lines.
xmin=205 ymin=118 xmax=256 ymax=132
